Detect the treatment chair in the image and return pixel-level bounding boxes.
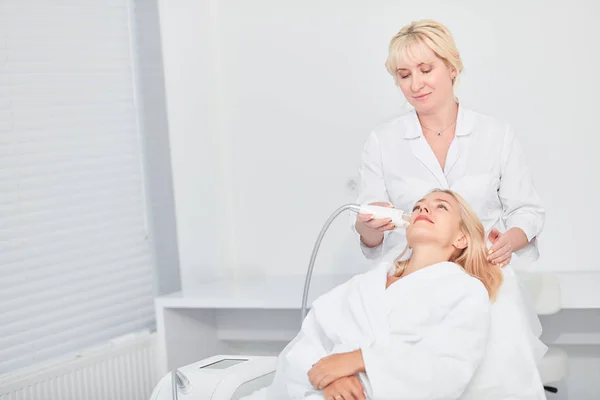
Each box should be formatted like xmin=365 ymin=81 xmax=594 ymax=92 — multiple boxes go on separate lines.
xmin=518 ymin=272 xmax=569 ymax=394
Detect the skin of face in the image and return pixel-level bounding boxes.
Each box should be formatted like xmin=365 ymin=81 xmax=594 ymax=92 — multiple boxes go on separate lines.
xmin=394 ymin=42 xmax=456 ymax=115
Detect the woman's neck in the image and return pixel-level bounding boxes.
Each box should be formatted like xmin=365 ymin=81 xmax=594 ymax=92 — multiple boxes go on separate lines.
xmin=404 ymin=245 xmax=452 ymax=275
xmin=417 ymin=99 xmax=459 ymax=131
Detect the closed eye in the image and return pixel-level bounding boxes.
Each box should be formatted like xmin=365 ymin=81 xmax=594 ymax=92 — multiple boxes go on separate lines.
xmin=437 ymin=204 xmax=448 ymax=211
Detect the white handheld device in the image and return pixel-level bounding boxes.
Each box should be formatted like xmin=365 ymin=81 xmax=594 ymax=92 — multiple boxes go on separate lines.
xmin=349 ymin=204 xmax=411 ymax=229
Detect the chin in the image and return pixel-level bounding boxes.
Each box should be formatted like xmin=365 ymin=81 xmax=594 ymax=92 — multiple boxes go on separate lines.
xmin=409 ymin=101 xmax=433 ymax=115
xmin=406 ymin=227 xmax=438 ymax=244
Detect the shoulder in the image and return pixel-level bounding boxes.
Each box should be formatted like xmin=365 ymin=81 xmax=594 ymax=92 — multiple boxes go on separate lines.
xmin=460 ymin=106 xmax=526 ymax=162
xmin=461 ymin=106 xmax=512 ymax=140
xmin=368 ymin=109 xmax=418 ymax=143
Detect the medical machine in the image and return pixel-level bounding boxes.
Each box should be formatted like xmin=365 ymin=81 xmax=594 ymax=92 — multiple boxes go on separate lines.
xmin=149 ymin=204 xmax=410 ymax=400
xmin=149 ymin=355 xmax=277 ymax=400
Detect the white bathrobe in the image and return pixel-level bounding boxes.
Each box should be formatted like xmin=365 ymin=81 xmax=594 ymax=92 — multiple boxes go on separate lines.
xmin=242 ymin=261 xmax=546 ymax=400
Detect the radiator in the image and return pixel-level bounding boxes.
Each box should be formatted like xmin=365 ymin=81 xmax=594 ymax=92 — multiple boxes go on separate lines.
xmin=0 ymin=331 xmax=158 ymax=400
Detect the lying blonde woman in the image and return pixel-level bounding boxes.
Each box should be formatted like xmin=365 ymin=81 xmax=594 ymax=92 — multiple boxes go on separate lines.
xmin=243 ymin=189 xmax=546 ymax=400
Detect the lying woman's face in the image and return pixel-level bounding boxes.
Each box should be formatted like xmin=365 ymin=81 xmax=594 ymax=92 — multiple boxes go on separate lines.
xmin=407 ymin=191 xmax=463 ymax=248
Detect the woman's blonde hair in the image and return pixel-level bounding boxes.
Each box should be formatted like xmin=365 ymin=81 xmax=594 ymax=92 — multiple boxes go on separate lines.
xmin=394 ymin=189 xmax=503 ymax=301
xmin=385 ymin=19 xmax=463 ymax=86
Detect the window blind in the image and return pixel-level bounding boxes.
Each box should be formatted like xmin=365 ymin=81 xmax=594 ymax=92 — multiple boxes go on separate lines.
xmin=0 ymin=0 xmax=155 ymax=375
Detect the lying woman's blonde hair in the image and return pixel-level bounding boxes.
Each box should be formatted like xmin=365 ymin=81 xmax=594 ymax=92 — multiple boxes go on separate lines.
xmin=395 ymin=189 xmax=503 ymax=301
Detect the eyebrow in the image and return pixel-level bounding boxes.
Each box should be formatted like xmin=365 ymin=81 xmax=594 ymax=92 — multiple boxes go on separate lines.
xmin=415 ymin=198 xmax=453 ymax=208
xmin=434 ymin=198 xmax=453 ymax=208
xmin=397 ymin=62 xmax=433 ymax=71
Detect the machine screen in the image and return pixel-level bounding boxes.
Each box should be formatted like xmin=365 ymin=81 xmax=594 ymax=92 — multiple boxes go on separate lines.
xmin=199 ymin=358 xmax=247 ymax=370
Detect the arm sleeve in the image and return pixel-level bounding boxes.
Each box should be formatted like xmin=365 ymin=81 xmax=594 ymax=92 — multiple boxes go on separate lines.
xmin=360 ymin=284 xmax=491 ymax=400
xmin=267 ymin=309 xmax=331 ymax=400
xmin=350 ymin=132 xmax=392 ymax=260
xmin=498 ymin=125 xmax=546 ymax=262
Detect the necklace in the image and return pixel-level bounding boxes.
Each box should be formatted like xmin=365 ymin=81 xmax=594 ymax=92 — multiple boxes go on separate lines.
xmin=421 ymin=119 xmax=457 ymax=136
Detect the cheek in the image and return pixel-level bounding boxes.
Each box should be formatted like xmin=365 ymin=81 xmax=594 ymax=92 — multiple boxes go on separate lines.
xmin=424 ymin=73 xmax=440 ymax=89
xmin=398 ymin=82 xmax=418 ymax=107
xmin=397 ymin=79 xmax=412 ymax=94
xmin=435 ymin=214 xmax=460 ymax=240
xmin=430 ymin=70 xmax=453 ymax=90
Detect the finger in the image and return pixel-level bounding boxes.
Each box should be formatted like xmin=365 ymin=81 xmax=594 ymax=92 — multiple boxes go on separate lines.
xmin=307 ymin=368 xmax=320 ymax=388
xmin=493 ymin=251 xmax=512 ymax=265
xmin=489 ymin=250 xmax=507 ymax=264
xmin=314 ymin=373 xmax=324 ymax=389
xmin=488 ymin=243 xmax=510 ymax=263
xmin=356 ymin=213 xmax=374 ymax=222
xmin=318 ymin=374 xmax=334 ymax=390
xmin=370 ymin=202 xmax=394 ymax=208
xmin=500 ymin=256 xmax=512 ymax=268
xmin=338 ymin=387 xmax=353 ymax=400
xmin=349 ymin=383 xmax=365 ymax=400
xmin=377 ymin=222 xmax=396 ymax=232
xmin=488 ymin=228 xmax=500 ymax=242
xmin=357 ymin=380 xmax=367 ymax=400
xmin=322 ymin=386 xmax=335 ymax=399
xmin=307 ymin=372 xmax=316 ymax=388
xmin=353 ymin=379 xmax=367 ymax=400
xmin=488 ymin=239 xmax=507 ymax=255
xmin=366 ymin=218 xmax=392 ymax=229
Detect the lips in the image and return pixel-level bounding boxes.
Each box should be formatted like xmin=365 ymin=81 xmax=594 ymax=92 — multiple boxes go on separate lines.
xmin=414 ymin=215 xmax=434 ymax=224
xmin=413 ymin=93 xmax=431 ymax=100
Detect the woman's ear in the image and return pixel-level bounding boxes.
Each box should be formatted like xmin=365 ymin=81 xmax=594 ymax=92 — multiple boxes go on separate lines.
xmin=453 ymin=233 xmax=468 ymax=250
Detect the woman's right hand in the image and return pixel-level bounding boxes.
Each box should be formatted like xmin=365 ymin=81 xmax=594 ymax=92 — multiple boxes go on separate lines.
xmin=354 ymin=202 xmax=396 ymax=247
xmin=323 ymin=375 xmax=366 ymax=400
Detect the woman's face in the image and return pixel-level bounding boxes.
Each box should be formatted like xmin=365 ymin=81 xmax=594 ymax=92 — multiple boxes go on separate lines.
xmin=394 ymin=43 xmax=455 ymax=114
xmin=406 ymin=192 xmax=463 ymax=248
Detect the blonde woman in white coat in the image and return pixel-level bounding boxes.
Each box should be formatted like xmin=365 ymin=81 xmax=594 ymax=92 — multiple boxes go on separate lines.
xmin=354 ymin=20 xmax=544 ymax=268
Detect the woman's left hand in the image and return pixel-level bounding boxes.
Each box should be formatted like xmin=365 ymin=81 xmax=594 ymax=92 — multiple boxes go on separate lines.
xmin=308 ymin=351 xmax=363 ymax=390
xmin=488 ymin=228 xmax=512 ymax=267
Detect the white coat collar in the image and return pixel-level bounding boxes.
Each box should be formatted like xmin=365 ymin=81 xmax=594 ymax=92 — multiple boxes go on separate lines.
xmin=403 ymin=103 xmax=473 ymax=139
xmin=403 ymin=104 xmax=473 ymax=188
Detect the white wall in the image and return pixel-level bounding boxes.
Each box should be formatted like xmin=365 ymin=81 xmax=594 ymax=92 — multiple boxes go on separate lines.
xmin=158 ymin=0 xmax=237 ymax=287
xmin=158 ymin=0 xmax=600 ymax=288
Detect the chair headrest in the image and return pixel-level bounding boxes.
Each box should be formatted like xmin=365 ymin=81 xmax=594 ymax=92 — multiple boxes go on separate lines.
xmin=517 ymin=272 xmax=562 ymax=315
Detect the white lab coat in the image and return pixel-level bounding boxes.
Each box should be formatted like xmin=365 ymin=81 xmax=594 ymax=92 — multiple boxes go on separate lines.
xmin=263 ymin=261 xmax=492 ymax=400
xmin=353 ymin=104 xmax=545 ymax=266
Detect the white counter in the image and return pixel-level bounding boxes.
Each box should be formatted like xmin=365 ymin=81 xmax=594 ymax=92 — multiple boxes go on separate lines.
xmin=157 ymin=271 xmax=600 ymax=310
